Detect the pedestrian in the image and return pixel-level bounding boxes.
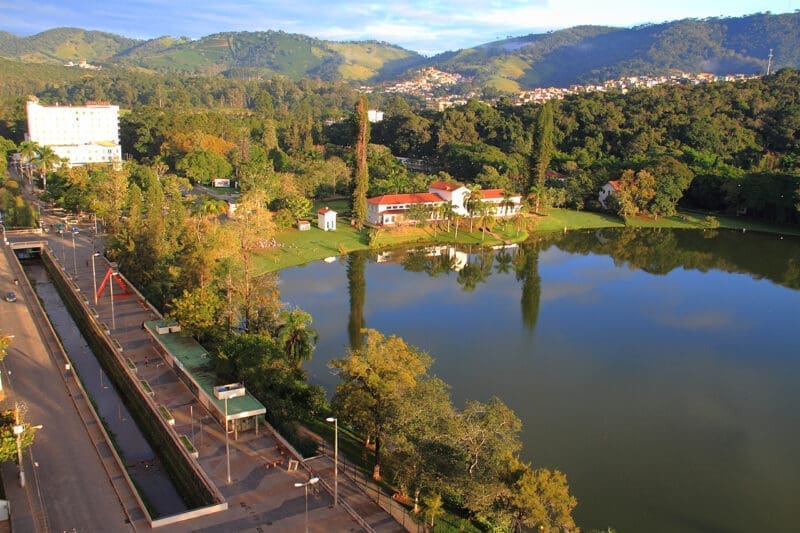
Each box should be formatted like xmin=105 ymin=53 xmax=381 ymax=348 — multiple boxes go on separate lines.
xmin=13 ymin=278 xmax=18 ymax=285
xmin=144 ymin=355 xmax=149 ymax=367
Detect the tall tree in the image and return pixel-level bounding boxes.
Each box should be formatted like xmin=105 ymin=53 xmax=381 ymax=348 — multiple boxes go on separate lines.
xmin=224 ymin=190 xmax=279 ymax=333
xmin=528 ymin=101 xmax=554 ymax=192
xmin=352 ymin=95 xmax=370 ymax=229
xmin=330 ymin=329 xmax=432 ymax=480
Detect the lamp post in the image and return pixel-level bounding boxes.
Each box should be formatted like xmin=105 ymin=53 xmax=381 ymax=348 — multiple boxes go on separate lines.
xmin=71 ymin=231 xmax=77 ymax=278
xmin=14 ymin=404 xmax=42 ymax=487
xmin=224 ymin=396 xmax=230 ymax=484
xmin=294 ymin=477 xmax=319 ymax=533
xmin=91 ymin=252 xmax=100 ymax=305
xmin=1 ymin=223 xmax=6 ymax=245
xmin=213 ymin=383 xmax=246 ymax=485
xmin=326 ymin=417 xmax=338 ymax=507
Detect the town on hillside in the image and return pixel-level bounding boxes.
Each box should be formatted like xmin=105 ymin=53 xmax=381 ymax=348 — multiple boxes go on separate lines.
xmin=363 ymin=67 xmax=762 ymax=110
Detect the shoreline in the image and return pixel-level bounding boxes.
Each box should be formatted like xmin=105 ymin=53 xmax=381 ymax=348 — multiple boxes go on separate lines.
xmin=256 ymin=208 xmax=800 ymax=274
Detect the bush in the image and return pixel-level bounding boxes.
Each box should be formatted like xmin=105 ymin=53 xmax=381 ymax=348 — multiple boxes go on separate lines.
xmin=704 ymin=215 xmax=721 ymax=229
xmin=274 ymin=208 xmax=295 ymax=230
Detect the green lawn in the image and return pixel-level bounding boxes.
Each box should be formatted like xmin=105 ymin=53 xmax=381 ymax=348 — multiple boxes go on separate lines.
xmin=254 ymin=208 xmax=798 ymax=274
xmin=254 ymin=220 xmax=529 ymax=274
xmin=254 ymin=224 xmax=369 ymax=273
xmin=537 ymin=208 xmax=800 ymax=235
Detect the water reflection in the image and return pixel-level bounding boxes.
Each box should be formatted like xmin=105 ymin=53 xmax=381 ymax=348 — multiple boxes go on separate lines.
xmin=279 ymin=228 xmax=800 ymax=533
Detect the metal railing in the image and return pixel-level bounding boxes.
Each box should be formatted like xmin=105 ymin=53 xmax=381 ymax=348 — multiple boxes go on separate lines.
xmin=316 ymin=439 xmax=425 ymax=533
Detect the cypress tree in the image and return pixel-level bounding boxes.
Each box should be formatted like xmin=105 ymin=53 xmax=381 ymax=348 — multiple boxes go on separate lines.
xmin=352 ymin=95 xmax=370 ymax=229
xmin=528 ymin=101 xmax=554 ymax=192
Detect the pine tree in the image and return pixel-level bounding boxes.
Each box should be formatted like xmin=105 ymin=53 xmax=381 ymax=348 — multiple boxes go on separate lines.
xmin=352 ymin=95 xmax=370 ymax=229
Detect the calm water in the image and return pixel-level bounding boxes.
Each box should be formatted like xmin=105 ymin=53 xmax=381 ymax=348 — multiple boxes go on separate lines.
xmin=278 ymin=228 xmax=800 ymax=533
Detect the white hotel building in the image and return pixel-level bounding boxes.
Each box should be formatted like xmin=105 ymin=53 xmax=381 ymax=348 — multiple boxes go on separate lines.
xmin=26 ymin=98 xmax=122 ymax=167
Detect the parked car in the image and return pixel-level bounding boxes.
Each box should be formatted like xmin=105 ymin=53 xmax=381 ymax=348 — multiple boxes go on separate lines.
xmin=71 ymin=226 xmax=79 ymax=234
xmin=4 ymin=292 xmax=16 ymax=302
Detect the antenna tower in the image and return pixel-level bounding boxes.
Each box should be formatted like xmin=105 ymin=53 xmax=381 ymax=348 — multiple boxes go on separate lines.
xmin=766 ymin=49 xmax=774 ymax=76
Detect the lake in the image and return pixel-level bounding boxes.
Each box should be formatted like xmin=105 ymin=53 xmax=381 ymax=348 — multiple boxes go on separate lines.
xmin=277 ymin=228 xmax=800 ymax=533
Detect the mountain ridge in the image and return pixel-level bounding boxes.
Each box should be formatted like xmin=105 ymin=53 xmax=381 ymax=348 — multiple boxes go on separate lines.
xmin=0 ymin=12 xmax=796 ymax=90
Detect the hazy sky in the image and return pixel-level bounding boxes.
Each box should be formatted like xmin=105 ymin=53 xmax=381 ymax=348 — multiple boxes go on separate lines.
xmin=0 ymin=0 xmax=795 ymax=55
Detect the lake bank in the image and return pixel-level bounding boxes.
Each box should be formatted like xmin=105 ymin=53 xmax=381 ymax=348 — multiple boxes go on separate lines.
xmin=256 ymin=208 xmax=800 ymax=274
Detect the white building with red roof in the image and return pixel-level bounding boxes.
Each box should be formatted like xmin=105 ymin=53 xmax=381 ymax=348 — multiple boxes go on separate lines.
xmin=318 ymin=206 xmax=337 ymax=231
xmin=366 ymin=181 xmax=522 ymax=227
xmin=598 ymin=180 xmax=621 ymax=209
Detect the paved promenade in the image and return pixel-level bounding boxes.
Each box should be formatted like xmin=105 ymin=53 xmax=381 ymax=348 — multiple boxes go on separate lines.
xmin=5 ymin=213 xmax=404 ymax=532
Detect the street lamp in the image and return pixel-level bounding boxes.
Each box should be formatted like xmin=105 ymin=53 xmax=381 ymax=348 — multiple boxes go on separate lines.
xmin=71 ymin=231 xmax=77 ymax=278
xmin=326 ymin=417 xmax=338 ymax=507
xmin=91 ymin=252 xmax=100 ymax=305
xmin=213 ymin=383 xmax=246 ymax=485
xmin=13 ymin=406 xmax=42 ymax=487
xmin=294 ymin=477 xmax=319 ymax=533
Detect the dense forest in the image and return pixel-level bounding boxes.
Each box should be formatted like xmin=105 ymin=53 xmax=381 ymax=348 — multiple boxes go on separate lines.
xmin=1 ymin=65 xmax=799 ymax=225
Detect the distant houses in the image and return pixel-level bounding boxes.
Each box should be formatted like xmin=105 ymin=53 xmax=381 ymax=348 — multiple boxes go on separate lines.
xmin=366 ymin=181 xmax=522 ymax=227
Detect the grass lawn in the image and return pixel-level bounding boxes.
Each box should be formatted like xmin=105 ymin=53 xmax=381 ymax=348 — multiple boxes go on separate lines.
xmin=253 ymin=224 xmax=369 ymax=273
xmin=537 ymin=208 xmax=800 ymax=235
xmin=254 ymin=220 xmax=530 ymax=274
xmin=254 ymin=208 xmax=798 ymax=274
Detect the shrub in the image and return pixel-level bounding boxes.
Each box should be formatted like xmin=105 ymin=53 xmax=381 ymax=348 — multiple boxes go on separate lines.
xmin=274 ymin=208 xmax=295 ymax=230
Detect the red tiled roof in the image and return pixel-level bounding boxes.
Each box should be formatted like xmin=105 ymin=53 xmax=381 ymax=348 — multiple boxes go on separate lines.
xmin=545 ymin=170 xmax=567 ymax=179
xmin=608 ymin=180 xmax=620 ymax=191
xmin=367 ymin=193 xmax=443 ymax=205
xmin=480 ymin=189 xmax=522 ymax=200
xmin=318 ymin=207 xmax=336 ymax=214
xmin=428 ymin=181 xmax=464 ymax=192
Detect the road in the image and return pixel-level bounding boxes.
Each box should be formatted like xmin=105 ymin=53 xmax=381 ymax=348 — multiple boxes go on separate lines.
xmin=1 ymin=243 xmax=135 ymax=532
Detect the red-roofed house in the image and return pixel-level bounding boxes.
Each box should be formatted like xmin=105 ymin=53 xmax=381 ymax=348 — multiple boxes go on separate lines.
xmin=598 ymin=180 xmax=620 ymax=209
xmin=366 ymin=181 xmax=522 ymax=226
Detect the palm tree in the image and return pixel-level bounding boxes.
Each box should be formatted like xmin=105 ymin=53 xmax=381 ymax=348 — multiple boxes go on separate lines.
xmin=33 ymin=145 xmax=63 ymax=191
xmin=500 ymin=190 xmax=515 ymax=217
xmin=441 ymin=200 xmax=456 ymax=233
xmin=275 ymin=308 xmax=318 ymax=371
xmin=17 ymin=141 xmax=40 ymax=184
xmin=464 ymin=186 xmax=483 ymax=233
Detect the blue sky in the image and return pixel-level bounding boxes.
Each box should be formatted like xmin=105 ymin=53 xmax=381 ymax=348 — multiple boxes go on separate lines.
xmin=0 ymin=0 xmax=795 ymax=55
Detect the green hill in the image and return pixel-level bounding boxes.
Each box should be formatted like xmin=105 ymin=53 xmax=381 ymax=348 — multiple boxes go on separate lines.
xmin=0 ymin=12 xmax=797 ymax=87
xmin=0 ymin=27 xmax=139 ymax=64
xmin=0 ymin=28 xmax=424 ymax=82
xmin=429 ymin=12 xmax=799 ymax=89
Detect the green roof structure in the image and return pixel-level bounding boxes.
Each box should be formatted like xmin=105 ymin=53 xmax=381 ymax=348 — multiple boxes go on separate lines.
xmin=144 ymin=320 xmax=266 ymax=420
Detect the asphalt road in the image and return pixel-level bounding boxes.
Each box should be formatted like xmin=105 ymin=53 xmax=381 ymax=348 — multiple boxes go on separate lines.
xmin=1 ymin=244 xmax=134 ymax=532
